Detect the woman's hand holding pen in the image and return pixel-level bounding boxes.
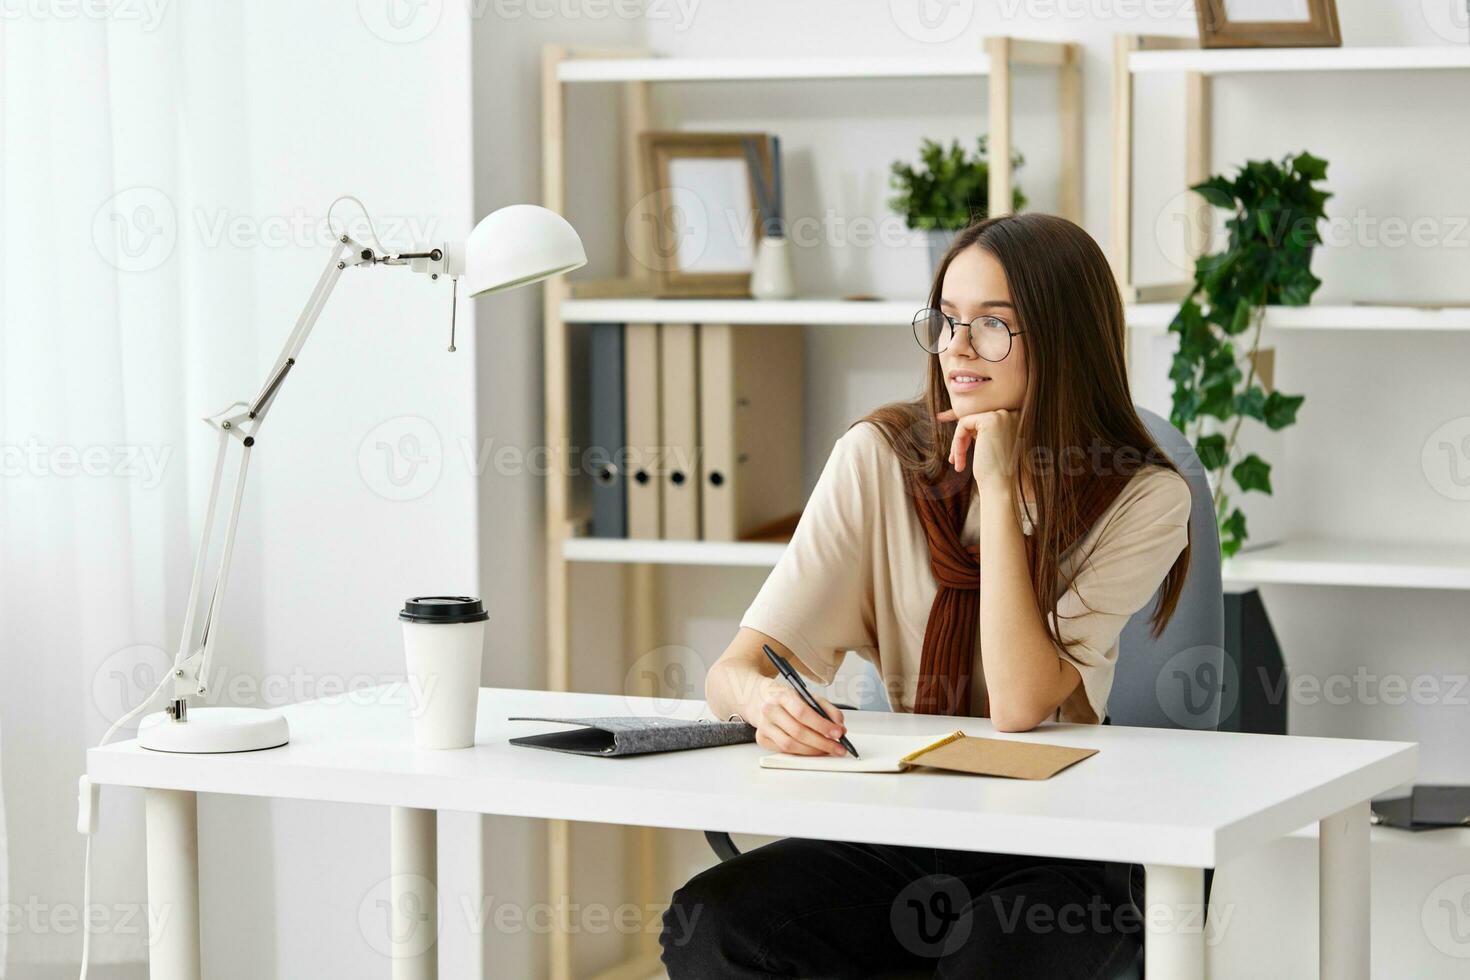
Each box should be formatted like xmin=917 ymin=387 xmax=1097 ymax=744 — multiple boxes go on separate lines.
xmin=744 ymin=676 xmax=850 ymax=757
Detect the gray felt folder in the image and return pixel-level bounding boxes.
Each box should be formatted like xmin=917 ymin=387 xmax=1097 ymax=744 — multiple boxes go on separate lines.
xmin=508 ymin=716 xmax=757 ymax=756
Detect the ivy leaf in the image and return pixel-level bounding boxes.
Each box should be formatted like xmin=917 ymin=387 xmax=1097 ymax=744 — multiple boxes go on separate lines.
xmin=1226 ymin=297 xmax=1253 ymax=336
xmin=1170 ymin=298 xmax=1203 ymax=333
xmin=1201 ymin=345 xmax=1242 ymax=390
xmin=1234 ymin=386 xmax=1267 ymax=422
xmin=1170 ymin=351 xmax=1197 ymax=386
xmin=1263 ymin=391 xmax=1305 ymax=430
xmin=1199 ymin=381 xmax=1235 ymax=421
xmin=1171 ymin=387 xmax=1202 ymax=429
xmin=1195 ymin=433 xmax=1228 ymax=471
xmin=1277 ymin=267 xmax=1321 ymax=306
xmin=1256 ymin=209 xmax=1274 ymax=239
xmin=1192 ymin=176 xmax=1236 ymax=209
xmin=1220 ymin=508 xmax=1247 ymax=558
xmin=1232 ymin=454 xmax=1273 ymax=495
xmin=1292 ymin=151 xmax=1329 ymax=182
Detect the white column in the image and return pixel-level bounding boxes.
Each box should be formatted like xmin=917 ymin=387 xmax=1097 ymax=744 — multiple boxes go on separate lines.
xmin=390 ymin=806 xmax=439 ymax=980
xmin=1320 ymin=800 xmax=1371 ymax=980
xmin=145 ymin=789 xmax=202 ymax=980
xmin=1144 ymin=864 xmax=1205 ymax=980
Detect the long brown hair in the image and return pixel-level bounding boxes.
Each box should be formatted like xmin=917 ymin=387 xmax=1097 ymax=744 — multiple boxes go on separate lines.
xmin=864 ymin=213 xmax=1190 ymax=640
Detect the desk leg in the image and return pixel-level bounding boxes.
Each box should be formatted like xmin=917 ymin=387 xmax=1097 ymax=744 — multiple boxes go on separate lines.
xmin=389 ymin=806 xmax=438 ymax=980
xmin=1144 ymin=864 xmax=1205 ymax=980
xmin=145 ymin=789 xmax=202 ymax=980
xmin=1320 ymin=800 xmax=1370 ymax=980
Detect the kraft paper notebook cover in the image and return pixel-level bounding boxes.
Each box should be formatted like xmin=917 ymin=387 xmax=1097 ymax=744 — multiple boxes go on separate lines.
xmin=658 ymin=322 xmax=701 ymax=539
xmin=760 ymin=731 xmax=1097 ymax=780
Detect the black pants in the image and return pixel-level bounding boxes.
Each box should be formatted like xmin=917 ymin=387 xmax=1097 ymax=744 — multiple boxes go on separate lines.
xmin=660 ymin=839 xmax=1144 ymax=979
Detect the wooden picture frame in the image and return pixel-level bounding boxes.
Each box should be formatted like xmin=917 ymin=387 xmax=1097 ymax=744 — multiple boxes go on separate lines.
xmin=636 ymin=131 xmax=773 ymax=298
xmin=1195 ymin=0 xmax=1341 ymax=49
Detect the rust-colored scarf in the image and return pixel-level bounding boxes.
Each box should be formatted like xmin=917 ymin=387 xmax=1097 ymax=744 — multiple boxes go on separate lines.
xmin=906 ymin=466 xmax=985 ymax=716
xmin=905 ymin=463 xmax=1129 ymax=718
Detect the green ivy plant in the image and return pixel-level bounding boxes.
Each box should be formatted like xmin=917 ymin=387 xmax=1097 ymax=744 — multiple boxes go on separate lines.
xmin=889 ymin=136 xmax=1026 ymax=230
xmin=1170 ymin=151 xmax=1330 ymax=558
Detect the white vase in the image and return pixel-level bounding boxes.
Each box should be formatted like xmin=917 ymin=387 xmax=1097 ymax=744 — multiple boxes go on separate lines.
xmin=750 ymin=235 xmax=796 ymax=300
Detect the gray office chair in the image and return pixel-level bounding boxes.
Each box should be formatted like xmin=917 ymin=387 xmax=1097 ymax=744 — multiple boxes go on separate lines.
xmin=702 ymin=407 xmax=1225 ymax=976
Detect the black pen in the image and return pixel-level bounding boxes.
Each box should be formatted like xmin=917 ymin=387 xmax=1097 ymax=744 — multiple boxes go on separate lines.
xmin=762 ymin=644 xmax=860 ymax=758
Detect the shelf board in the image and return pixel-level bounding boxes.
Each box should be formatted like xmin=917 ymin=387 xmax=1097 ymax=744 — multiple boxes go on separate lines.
xmin=558 ymin=56 xmax=992 ymax=84
xmin=1126 ymin=303 xmax=1470 ymax=332
xmin=561 ymin=297 xmax=920 ymax=327
xmin=568 ymin=536 xmax=1470 ymax=590
xmin=1223 ymin=540 xmax=1470 ymax=591
xmin=563 ymin=536 xmax=787 ymax=567
xmin=565 ymin=298 xmax=1470 ymax=332
xmin=1130 ymin=45 xmax=1470 ymax=76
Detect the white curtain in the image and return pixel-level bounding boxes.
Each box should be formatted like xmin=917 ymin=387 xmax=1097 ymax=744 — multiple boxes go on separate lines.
xmin=3 ymin=4 xmax=479 ymax=975
xmin=1 ymin=6 xmax=224 ymax=971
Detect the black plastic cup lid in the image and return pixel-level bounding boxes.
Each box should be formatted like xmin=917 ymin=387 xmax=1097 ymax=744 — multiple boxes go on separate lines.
xmin=399 ymin=596 xmax=489 ymax=624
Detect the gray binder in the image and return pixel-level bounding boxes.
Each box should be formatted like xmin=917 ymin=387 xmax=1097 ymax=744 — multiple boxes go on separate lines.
xmin=587 ymin=323 xmax=626 ymax=538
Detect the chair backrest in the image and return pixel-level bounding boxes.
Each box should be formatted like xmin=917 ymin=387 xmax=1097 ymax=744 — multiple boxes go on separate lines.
xmin=829 ymin=406 xmax=1224 ymax=730
xmin=1108 ymin=407 xmax=1225 ymax=731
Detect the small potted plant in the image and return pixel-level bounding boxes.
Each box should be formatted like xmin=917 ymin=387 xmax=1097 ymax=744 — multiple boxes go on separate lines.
xmin=889 ymin=136 xmax=1026 ymax=272
xmin=1169 ymin=151 xmax=1329 ymax=557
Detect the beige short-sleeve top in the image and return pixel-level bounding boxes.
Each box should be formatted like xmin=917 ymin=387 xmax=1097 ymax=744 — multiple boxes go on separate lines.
xmin=739 ymin=420 xmax=1192 ymax=724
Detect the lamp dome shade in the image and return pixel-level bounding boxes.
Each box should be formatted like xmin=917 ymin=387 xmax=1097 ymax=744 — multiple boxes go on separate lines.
xmin=462 ymin=204 xmax=587 ymax=297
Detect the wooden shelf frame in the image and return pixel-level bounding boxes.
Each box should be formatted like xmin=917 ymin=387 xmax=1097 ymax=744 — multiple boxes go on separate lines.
xmin=1111 ymin=34 xmax=1211 ymax=303
xmin=540 ymin=37 xmax=1088 ymax=979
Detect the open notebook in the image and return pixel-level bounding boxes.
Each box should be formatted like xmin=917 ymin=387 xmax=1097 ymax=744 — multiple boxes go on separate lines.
xmin=760 ymin=730 xmax=1097 ymax=781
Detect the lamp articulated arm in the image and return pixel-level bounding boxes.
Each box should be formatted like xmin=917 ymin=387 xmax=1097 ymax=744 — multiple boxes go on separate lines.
xmin=167 ymin=233 xmax=454 ymax=713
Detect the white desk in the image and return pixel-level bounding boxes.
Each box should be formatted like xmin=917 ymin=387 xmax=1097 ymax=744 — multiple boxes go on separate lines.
xmin=89 ymin=686 xmax=1416 ymax=980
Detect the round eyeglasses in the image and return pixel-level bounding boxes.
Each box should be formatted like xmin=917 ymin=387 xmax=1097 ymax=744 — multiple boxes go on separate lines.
xmin=912 ymin=308 xmax=1024 ymax=362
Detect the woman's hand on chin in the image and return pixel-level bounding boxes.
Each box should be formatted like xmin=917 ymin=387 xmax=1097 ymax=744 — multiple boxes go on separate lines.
xmin=938 ymin=408 xmax=1018 ymax=496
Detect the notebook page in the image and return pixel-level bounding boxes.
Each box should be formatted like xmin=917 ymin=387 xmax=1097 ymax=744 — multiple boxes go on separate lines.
xmin=759 ymin=732 xmax=961 ymax=774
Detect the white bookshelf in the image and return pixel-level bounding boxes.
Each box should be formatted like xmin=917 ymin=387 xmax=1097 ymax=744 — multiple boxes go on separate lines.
xmin=558 ymin=55 xmax=993 ymax=84
xmin=564 ymin=536 xmax=1470 ymax=591
xmin=1127 ymin=303 xmax=1470 ymax=332
xmin=1130 ymin=45 xmax=1470 ymax=76
xmin=565 ymin=297 xmax=1470 ymax=332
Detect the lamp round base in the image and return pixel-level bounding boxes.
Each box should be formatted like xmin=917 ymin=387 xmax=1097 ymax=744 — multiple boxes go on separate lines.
xmin=138 ymin=707 xmax=290 ymax=754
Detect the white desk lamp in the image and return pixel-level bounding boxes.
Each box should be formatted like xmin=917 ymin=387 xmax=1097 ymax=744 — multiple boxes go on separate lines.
xmin=134 ymin=198 xmax=586 ymax=754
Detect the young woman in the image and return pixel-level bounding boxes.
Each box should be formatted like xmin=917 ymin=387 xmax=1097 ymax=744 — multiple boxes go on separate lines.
xmin=660 ymin=213 xmax=1194 ymax=979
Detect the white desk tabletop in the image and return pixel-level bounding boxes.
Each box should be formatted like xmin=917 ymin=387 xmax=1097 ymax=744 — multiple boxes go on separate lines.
xmin=89 ymin=686 xmax=1416 ymax=868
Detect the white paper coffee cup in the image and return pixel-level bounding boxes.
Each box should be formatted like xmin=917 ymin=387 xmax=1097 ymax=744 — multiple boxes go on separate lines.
xmin=399 ymin=596 xmax=488 ymax=749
